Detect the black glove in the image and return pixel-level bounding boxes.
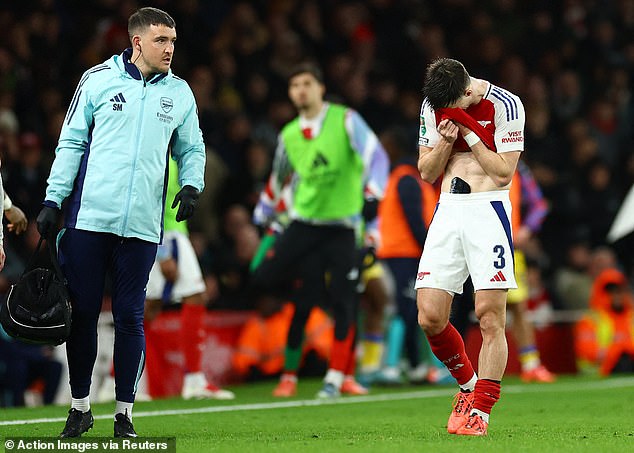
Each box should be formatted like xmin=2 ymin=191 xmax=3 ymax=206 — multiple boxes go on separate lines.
xmin=36 ymin=205 xmax=60 ymax=238
xmin=171 ymin=185 xmax=200 ymax=222
xmin=362 ymin=198 xmax=379 ymax=222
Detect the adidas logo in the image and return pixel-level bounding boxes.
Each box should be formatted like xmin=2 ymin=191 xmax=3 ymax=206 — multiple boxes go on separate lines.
xmin=490 ymin=271 xmax=506 ymax=282
xmin=110 ymin=92 xmax=126 ymax=111
xmin=311 ymin=152 xmax=329 ymax=168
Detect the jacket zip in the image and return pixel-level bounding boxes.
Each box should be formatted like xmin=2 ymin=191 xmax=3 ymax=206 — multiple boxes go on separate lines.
xmin=121 ymin=78 xmax=147 ymax=235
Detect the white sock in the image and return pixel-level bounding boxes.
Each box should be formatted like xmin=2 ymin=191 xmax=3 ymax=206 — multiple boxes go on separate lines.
xmin=183 ymin=371 xmax=206 ymax=388
xmin=115 ymin=401 xmax=134 ymax=421
xmin=460 ymin=373 xmax=478 ymax=392
xmin=471 ymin=408 xmax=489 ymax=423
xmin=323 ymin=369 xmax=344 ymax=389
xmin=71 ymin=397 xmax=90 ymax=413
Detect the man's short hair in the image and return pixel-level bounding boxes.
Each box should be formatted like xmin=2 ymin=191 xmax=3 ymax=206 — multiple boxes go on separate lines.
xmin=422 ymin=58 xmax=470 ymax=110
xmin=288 ymin=62 xmax=324 ymax=84
xmin=128 ymin=7 xmax=175 ymax=40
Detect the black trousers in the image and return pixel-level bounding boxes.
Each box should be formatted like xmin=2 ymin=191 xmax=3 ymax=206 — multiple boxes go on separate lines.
xmin=251 ymin=221 xmax=357 ymax=346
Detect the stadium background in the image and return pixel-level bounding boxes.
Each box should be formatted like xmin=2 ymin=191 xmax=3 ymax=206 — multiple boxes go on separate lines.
xmin=0 ymin=0 xmax=633 ymax=401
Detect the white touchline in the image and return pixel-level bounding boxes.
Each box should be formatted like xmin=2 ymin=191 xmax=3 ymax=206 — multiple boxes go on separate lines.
xmin=1 ymin=377 xmax=633 ymax=426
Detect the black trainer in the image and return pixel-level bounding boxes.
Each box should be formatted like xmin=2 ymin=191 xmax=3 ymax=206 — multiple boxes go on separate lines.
xmin=60 ymin=408 xmax=94 ymax=438
xmin=114 ymin=411 xmax=137 ymax=438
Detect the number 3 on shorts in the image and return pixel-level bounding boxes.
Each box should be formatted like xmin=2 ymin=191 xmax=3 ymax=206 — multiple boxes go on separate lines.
xmin=493 ymin=244 xmax=505 ymax=269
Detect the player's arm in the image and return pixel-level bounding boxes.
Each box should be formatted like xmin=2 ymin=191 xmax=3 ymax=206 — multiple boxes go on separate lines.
xmin=461 ymin=129 xmax=521 ymax=187
xmin=253 ymin=136 xmax=292 ymax=228
xmin=417 ymin=101 xmax=454 ymax=184
xmin=519 ymin=160 xmax=548 ymax=233
xmin=4 ymin=192 xmax=28 ymax=235
xmin=45 ymin=77 xmax=95 ymax=206
xmin=418 ymin=119 xmax=456 ymax=184
xmin=344 ymin=109 xmax=389 ymax=207
xmin=458 ymin=93 xmax=526 ymax=187
xmin=170 ymin=94 xmax=206 ymax=193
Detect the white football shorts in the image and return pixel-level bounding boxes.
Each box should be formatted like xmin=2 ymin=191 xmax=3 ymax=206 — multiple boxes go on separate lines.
xmin=415 ymin=190 xmax=517 ymax=294
xmin=145 ymin=230 xmax=206 ymax=303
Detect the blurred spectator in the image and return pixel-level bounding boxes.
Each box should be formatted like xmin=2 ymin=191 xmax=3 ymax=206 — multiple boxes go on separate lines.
xmin=588 ymin=246 xmax=619 ymax=280
xmin=242 ymin=140 xmax=272 ymax=209
xmin=188 ymin=65 xmax=223 ymax=150
xmin=587 ymin=98 xmax=623 ymax=169
xmin=0 ymin=103 xmax=19 ymax=162
xmin=187 ymin=146 xmax=228 ymax=248
xmin=3 ymin=132 xmax=48 ymax=219
xmin=555 ymin=239 xmax=620 ymax=311
xmin=208 ymin=204 xmax=260 ymax=310
xmin=579 ymin=158 xmax=622 ymax=246
xmin=328 ymin=2 xmax=376 ymax=73
xmin=553 ymin=231 xmax=594 ymax=311
xmin=360 ymin=70 xmax=403 ymax=134
xmin=551 ymin=70 xmax=584 ymax=126
xmin=523 ymin=104 xmax=564 ymax=177
xmin=574 ymin=268 xmax=634 ymax=376
xmin=525 ymin=257 xmax=556 ymax=328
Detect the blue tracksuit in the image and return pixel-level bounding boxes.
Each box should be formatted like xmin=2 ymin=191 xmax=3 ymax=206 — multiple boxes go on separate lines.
xmin=44 ymin=48 xmax=206 ymax=403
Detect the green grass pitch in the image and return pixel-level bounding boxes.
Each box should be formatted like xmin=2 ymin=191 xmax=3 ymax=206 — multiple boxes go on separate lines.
xmin=2 ymin=375 xmax=633 ymax=452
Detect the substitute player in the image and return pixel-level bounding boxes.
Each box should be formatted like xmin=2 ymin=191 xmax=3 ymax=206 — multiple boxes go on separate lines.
xmin=251 ymin=62 xmax=388 ymax=398
xmin=416 ymin=58 xmax=525 ymax=436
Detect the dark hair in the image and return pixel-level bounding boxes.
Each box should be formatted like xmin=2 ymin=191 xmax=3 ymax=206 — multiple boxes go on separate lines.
xmin=128 ymin=7 xmax=175 ymax=40
xmin=422 ymin=58 xmax=470 ymax=110
xmin=288 ymin=62 xmax=324 ymax=84
xmin=383 ymin=125 xmax=414 ymax=156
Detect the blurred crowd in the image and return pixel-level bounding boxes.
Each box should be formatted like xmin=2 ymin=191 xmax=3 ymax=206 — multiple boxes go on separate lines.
xmin=0 ymin=0 xmax=633 ymax=314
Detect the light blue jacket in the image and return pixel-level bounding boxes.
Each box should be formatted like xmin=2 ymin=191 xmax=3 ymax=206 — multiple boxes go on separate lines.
xmin=45 ymin=48 xmax=206 ymax=243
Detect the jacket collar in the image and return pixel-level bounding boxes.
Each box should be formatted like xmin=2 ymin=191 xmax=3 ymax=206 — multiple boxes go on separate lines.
xmin=121 ymin=48 xmax=169 ymax=84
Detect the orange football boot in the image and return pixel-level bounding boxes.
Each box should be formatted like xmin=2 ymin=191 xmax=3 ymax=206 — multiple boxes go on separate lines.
xmin=272 ymin=375 xmax=297 ymax=397
xmin=447 ymin=391 xmax=475 ymax=434
xmin=340 ymin=377 xmax=369 ymax=395
xmin=456 ymin=413 xmax=488 ymax=436
xmin=521 ymin=365 xmax=556 ymax=383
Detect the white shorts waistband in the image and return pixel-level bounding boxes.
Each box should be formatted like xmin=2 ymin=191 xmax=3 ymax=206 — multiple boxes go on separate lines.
xmin=439 ymin=190 xmax=510 ymax=203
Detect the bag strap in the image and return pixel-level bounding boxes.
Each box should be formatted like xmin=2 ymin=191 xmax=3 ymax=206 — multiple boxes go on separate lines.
xmin=21 ymin=236 xmax=46 ymax=276
xmin=20 ymin=235 xmax=66 ymax=284
xmin=46 ymin=237 xmax=67 ymax=284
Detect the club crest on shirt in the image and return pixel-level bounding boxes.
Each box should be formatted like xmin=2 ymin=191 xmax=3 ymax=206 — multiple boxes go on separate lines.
xmin=157 ymin=97 xmax=174 ymax=123
xmin=160 ymin=97 xmax=174 ymax=113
